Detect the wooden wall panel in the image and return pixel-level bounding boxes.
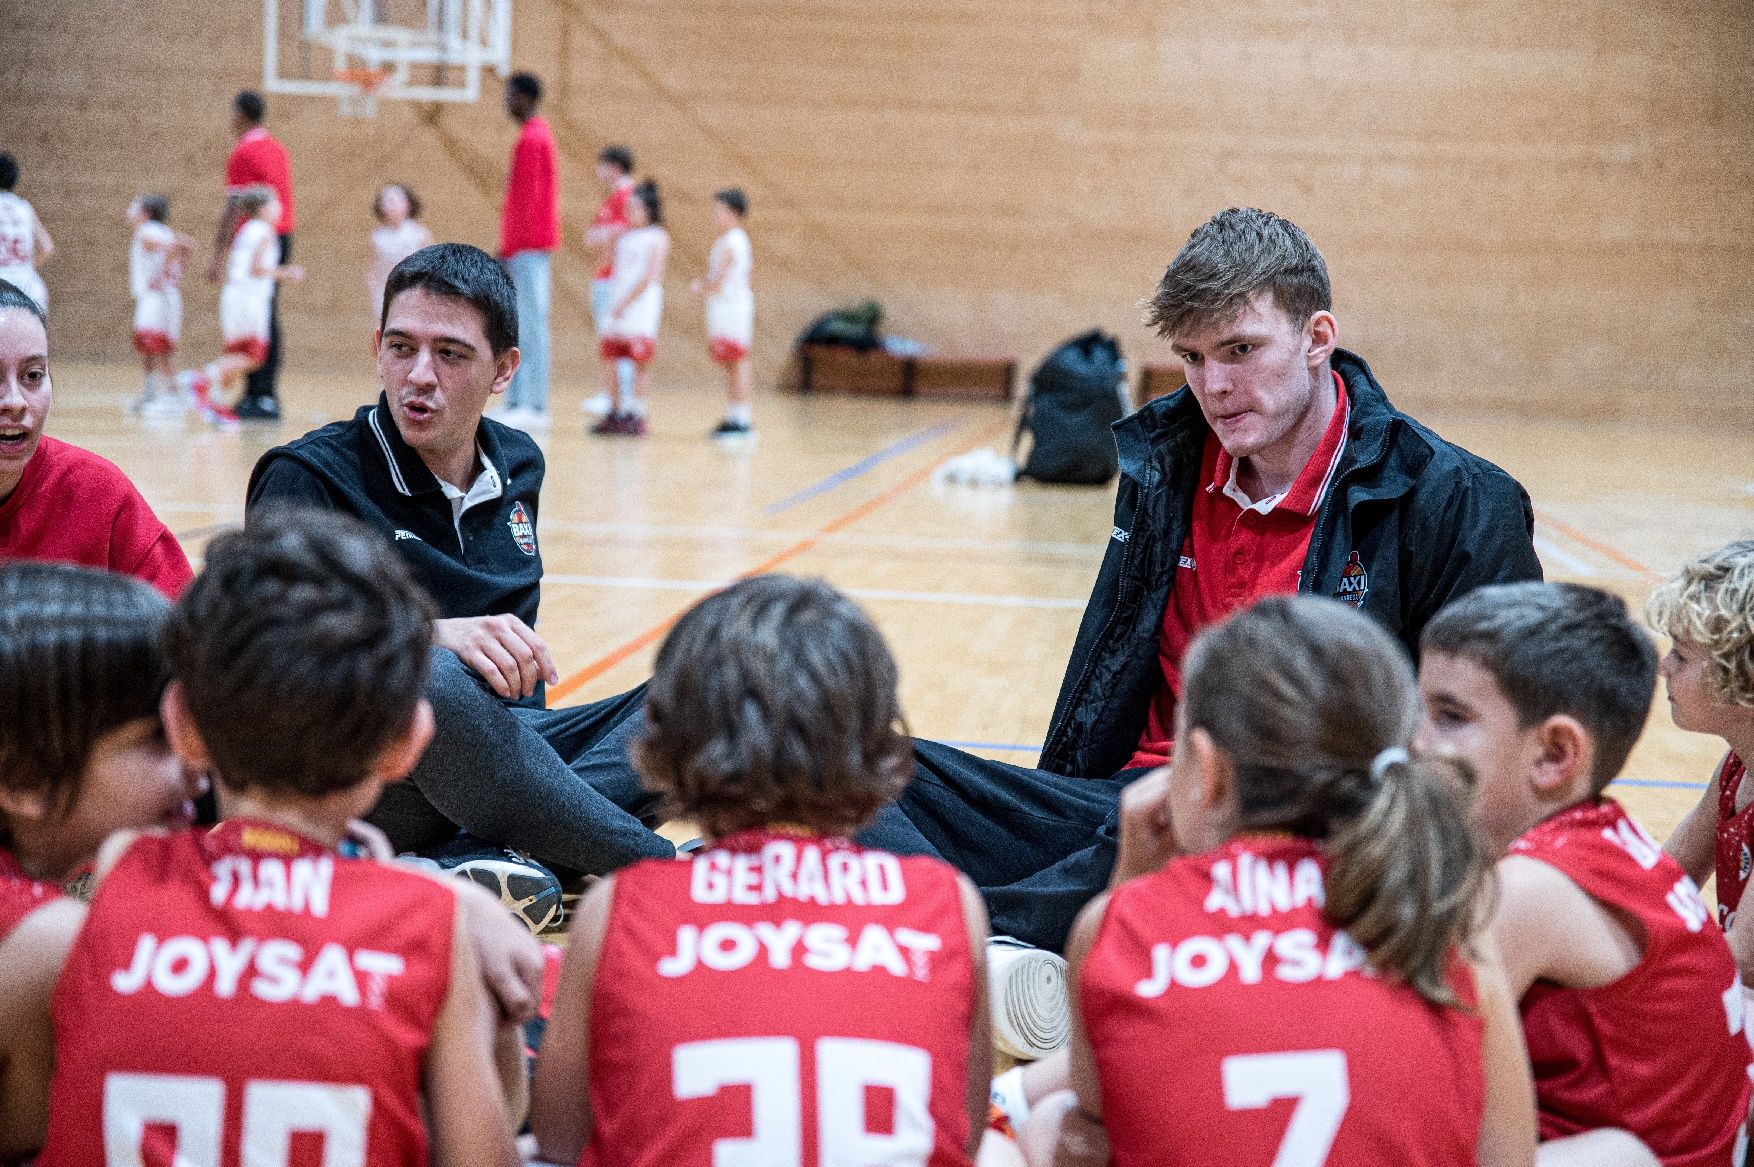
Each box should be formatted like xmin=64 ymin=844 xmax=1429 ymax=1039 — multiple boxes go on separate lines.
xmin=2 ymin=0 xmax=1750 ymax=419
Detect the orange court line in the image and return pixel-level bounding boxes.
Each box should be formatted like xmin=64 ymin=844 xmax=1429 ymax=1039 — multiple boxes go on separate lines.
xmin=548 ymin=421 xmax=1011 ymax=702
xmin=1533 ymin=510 xmax=1661 ymax=579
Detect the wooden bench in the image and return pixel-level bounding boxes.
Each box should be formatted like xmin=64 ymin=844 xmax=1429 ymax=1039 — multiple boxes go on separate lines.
xmin=796 ymin=344 xmax=1015 ymax=401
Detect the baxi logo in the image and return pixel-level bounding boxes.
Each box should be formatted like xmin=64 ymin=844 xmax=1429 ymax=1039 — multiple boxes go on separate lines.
xmin=508 ymin=501 xmax=536 ymax=556
xmin=1333 ymin=551 xmax=1368 ymax=608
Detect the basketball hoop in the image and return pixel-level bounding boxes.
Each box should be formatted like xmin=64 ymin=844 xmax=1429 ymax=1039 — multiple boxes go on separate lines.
xmin=334 ymin=65 xmax=392 ymax=118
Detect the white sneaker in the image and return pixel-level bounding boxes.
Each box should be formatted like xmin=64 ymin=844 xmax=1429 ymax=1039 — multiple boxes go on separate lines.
xmin=580 ymin=392 xmax=613 ymax=416
xmin=139 ymin=396 xmax=187 ymax=422
xmin=987 ymin=938 xmax=1070 ymax=1060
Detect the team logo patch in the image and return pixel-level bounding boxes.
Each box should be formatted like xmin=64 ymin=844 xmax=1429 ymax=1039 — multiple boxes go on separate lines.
xmin=1740 ymin=842 xmax=1751 ymax=883
xmin=508 ymin=501 xmax=537 ymax=557
xmin=1333 ymin=551 xmax=1369 ymax=608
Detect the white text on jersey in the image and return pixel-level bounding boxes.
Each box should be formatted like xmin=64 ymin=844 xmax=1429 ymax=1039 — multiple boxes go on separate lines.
xmin=209 ymin=854 xmax=334 ymax=918
xmin=110 ymin=933 xmax=405 ymax=1008
xmin=657 ymin=920 xmax=942 ymax=981
xmin=691 ymin=841 xmax=906 ymax=907
xmin=1204 ymin=850 xmax=1326 ymax=919
xmin=1134 ymin=928 xmax=1371 ymax=997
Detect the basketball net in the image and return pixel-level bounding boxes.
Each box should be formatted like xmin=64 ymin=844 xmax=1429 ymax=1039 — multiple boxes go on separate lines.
xmin=334 ymin=66 xmax=391 ymax=118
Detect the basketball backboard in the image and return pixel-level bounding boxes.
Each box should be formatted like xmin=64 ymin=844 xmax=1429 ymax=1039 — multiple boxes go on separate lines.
xmin=263 ymin=0 xmax=512 ymax=116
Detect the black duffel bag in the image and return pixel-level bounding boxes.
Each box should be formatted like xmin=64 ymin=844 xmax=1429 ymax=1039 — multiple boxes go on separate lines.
xmin=1012 ymin=331 xmax=1126 ymax=485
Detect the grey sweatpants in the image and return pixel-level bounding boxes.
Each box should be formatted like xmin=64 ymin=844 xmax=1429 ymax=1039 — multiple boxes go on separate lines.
xmin=368 ymin=648 xmax=675 ymax=875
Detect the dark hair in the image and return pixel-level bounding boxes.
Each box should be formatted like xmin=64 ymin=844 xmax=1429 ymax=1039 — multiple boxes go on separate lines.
xmin=235 ymin=184 xmax=275 ymax=220
xmin=165 ymin=507 xmax=436 ymax=798
xmin=598 ymin=145 xmax=634 ymax=174
xmin=1144 ymin=207 xmax=1332 ymax=341
xmin=233 ymin=90 xmax=266 ymax=124
xmin=137 ymin=194 xmax=170 ymax=223
xmin=1422 ymin=582 xmax=1656 ymax=792
xmin=635 ymin=575 xmax=912 ymax=838
xmin=0 ymin=277 xmax=46 ymax=326
xmin=380 ymin=242 xmax=519 ymax=356
xmin=372 ymin=183 xmax=422 ymax=224
xmin=508 ymin=72 xmax=542 ymax=102
xmin=0 ymin=564 xmax=171 ymax=827
xmin=0 ymin=153 xmax=16 ymax=191
xmin=631 ymin=179 xmax=663 ymax=226
xmin=713 ymin=187 xmax=748 ymax=218
xmin=1182 ymin=595 xmax=1488 ymax=1007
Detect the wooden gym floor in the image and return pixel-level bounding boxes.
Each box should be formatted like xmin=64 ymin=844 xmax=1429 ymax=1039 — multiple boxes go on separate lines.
xmin=42 ymin=362 xmax=1754 ymax=869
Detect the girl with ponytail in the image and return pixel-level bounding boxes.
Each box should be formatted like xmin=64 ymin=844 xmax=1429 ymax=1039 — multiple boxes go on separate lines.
xmin=1036 ymin=594 xmax=1535 ymax=1167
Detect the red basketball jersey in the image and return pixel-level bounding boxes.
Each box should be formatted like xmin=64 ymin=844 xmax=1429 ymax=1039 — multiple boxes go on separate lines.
xmin=38 ymin=818 xmax=456 ymax=1167
xmin=0 ymin=847 xmax=61 ymax=942
xmin=1079 ymin=834 xmax=1486 ymax=1167
xmin=1714 ymin=753 xmax=1752 ymax=929
xmin=585 ymin=830 xmax=977 ymax=1167
xmin=1514 ymin=798 xmax=1752 ymax=1166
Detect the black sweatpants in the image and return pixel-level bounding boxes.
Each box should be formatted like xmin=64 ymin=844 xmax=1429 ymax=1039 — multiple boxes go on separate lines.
xmin=373 ymin=657 xmax=1132 ymax=951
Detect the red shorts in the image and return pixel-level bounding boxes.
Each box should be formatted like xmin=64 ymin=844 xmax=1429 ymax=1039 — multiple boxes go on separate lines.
xmin=132 ymin=330 xmax=176 ymax=357
xmin=601 ymin=336 xmax=655 ymax=364
xmin=223 ymin=338 xmax=269 ymax=366
xmin=708 ymin=337 xmax=749 ymax=364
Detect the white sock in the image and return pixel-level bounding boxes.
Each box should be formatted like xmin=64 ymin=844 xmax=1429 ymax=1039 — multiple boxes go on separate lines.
xmin=726 ymin=403 xmax=752 ymax=426
xmin=624 ymin=397 xmax=649 ymax=418
xmin=990 ymin=1065 xmax=1031 ymax=1129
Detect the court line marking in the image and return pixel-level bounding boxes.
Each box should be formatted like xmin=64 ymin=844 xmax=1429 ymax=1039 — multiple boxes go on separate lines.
xmin=1534 ymin=511 xmax=1662 ymax=579
xmin=1532 ymin=534 xmax=1597 ymax=577
xmin=761 ymin=421 xmax=963 ymax=515
xmin=545 ymin=573 xmax=1085 ymax=609
xmin=549 ymin=421 xmax=1011 ymax=702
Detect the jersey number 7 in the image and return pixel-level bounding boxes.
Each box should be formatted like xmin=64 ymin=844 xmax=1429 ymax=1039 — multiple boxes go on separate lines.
xmin=1221 ymin=1050 xmax=1350 ymax=1167
xmin=674 ymin=1035 xmax=934 ymax=1166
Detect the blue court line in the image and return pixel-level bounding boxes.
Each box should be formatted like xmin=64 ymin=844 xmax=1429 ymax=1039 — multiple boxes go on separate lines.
xmin=1611 ymin=777 xmax=1709 ymax=792
xmin=761 ymin=421 xmax=963 ymax=515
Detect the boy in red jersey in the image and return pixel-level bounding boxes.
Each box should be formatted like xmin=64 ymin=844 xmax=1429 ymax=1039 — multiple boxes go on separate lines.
xmin=1031 ymin=596 xmax=1535 ymax=1167
xmin=1653 ymin=541 xmax=1754 ymax=987
xmin=531 ymin=574 xmax=995 ymax=1167
xmin=1418 ymin=581 xmax=1753 ymax=1167
xmin=0 ymin=510 xmax=520 ymax=1166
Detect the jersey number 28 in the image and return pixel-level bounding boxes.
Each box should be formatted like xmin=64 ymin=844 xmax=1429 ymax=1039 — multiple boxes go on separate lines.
xmin=1221 ymin=1050 xmax=1350 ymax=1167
xmin=674 ymin=1036 xmax=935 ymax=1166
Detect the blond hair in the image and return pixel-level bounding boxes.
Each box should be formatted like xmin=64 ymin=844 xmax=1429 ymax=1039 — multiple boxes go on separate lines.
xmin=1646 ymin=539 xmax=1754 ymax=708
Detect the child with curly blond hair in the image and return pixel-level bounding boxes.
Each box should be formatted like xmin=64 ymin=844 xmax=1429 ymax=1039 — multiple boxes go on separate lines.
xmin=1657 ymin=539 xmax=1754 ymax=982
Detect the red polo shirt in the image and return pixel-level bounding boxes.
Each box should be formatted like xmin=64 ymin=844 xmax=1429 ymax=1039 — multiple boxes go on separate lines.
xmin=1127 ymin=373 xmax=1351 ymax=770
xmin=225 ymin=127 xmax=295 ymax=235
xmin=501 ymin=115 xmax=560 ymax=258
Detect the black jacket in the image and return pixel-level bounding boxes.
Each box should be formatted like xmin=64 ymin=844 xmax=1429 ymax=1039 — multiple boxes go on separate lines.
xmin=246 ymin=395 xmax=546 ymax=630
xmin=1038 ymin=349 xmax=1543 ymax=778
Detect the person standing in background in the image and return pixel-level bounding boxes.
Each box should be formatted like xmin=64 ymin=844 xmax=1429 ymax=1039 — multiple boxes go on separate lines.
xmin=367 ymin=183 xmax=434 ymax=323
xmin=581 ymin=145 xmax=635 ymax=419
xmin=498 ymin=72 xmax=559 ymax=435
xmin=211 ymin=91 xmax=295 ymax=422
xmin=0 ymin=153 xmax=54 ymax=315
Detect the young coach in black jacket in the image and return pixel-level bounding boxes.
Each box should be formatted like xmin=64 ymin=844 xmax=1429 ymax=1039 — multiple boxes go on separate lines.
xmin=247 ymin=244 xmax=674 ymax=881
xmin=862 ymin=208 xmax=1544 ymax=953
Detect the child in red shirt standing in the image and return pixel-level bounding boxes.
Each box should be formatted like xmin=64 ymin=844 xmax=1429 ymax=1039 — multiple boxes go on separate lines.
xmin=497 ymin=72 xmax=559 ymax=434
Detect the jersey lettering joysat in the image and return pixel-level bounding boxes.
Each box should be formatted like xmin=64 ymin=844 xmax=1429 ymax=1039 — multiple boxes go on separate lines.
xmin=37 ymin=818 xmax=455 ymax=1167
xmin=1079 ymin=834 xmax=1486 ymax=1167
xmin=585 ymin=830 xmax=976 ymax=1167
